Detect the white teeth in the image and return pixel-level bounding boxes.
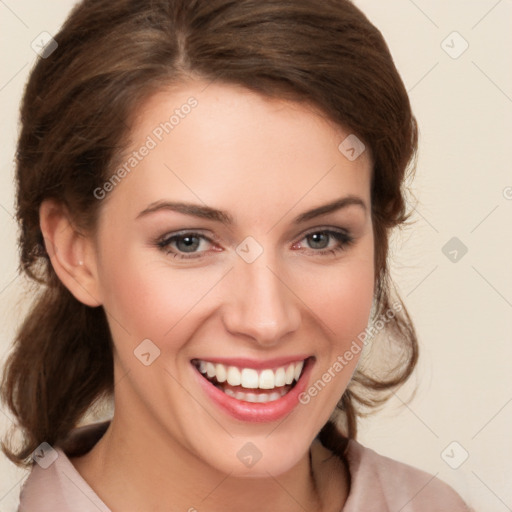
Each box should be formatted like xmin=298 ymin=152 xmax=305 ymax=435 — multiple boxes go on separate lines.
xmin=240 ymin=368 xmax=259 ymax=389
xmin=225 ymin=389 xmax=287 ymax=403
xmin=206 ymin=362 xmax=216 ymax=379
xmin=294 ymin=361 xmax=304 ymax=381
xmin=273 ymin=390 xmax=286 ymax=400
xmin=196 ymin=358 xmax=306 ymax=391
xmin=226 ymin=366 xmax=241 ymax=386
xmin=259 ymin=369 xmax=275 ymax=389
xmin=274 ymin=367 xmax=286 ymax=387
xmin=284 ymin=364 xmax=295 ymax=385
xmin=211 ymin=383 xmax=289 ymax=403
xmin=215 ymin=363 xmax=227 ymax=383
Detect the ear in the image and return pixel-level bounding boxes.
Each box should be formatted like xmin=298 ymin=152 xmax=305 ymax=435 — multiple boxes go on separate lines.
xmin=39 ymin=199 xmax=103 ymax=307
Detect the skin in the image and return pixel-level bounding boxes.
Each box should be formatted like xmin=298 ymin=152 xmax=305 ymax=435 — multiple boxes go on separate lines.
xmin=40 ymin=80 xmax=375 ymax=511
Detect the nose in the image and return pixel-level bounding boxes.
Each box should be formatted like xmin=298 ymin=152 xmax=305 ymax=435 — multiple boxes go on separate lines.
xmin=222 ymin=254 xmax=301 ymax=347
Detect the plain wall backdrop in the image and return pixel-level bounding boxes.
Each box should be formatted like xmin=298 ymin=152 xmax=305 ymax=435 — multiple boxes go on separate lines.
xmin=1 ymin=1 xmax=511 ymax=511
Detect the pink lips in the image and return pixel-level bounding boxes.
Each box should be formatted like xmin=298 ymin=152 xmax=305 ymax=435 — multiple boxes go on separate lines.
xmin=192 ymin=356 xmax=314 ymax=423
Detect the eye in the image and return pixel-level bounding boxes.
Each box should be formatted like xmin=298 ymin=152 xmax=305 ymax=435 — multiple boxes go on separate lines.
xmin=156 ymin=228 xmax=355 ymax=260
xmin=293 ymin=229 xmax=354 ymax=256
xmin=157 ymin=231 xmax=216 ymax=259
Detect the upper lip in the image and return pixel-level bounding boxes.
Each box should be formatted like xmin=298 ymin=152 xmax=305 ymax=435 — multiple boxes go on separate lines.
xmin=191 ymin=355 xmax=312 ymax=370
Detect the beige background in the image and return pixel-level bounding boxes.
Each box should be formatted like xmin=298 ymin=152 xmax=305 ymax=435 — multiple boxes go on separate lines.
xmin=1 ymin=1 xmax=511 ymax=510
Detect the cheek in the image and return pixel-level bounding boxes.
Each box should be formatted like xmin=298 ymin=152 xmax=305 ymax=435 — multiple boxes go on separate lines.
xmin=293 ymin=260 xmax=374 ymax=429
xmin=316 ymin=268 xmax=373 ymax=334
xmin=297 ymin=243 xmax=374 ymax=406
xmin=96 ymin=243 xmax=221 ymax=346
xmin=298 ymin=243 xmax=375 ymax=346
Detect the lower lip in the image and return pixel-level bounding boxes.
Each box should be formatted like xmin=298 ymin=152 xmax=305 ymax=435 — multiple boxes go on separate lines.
xmin=193 ymin=358 xmax=314 ymax=423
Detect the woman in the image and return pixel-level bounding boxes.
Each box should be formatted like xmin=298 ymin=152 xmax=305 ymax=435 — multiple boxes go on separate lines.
xmin=2 ymin=0 xmax=472 ymax=510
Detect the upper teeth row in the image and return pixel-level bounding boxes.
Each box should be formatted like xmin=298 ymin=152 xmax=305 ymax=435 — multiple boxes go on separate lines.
xmin=197 ymin=360 xmax=305 ymax=390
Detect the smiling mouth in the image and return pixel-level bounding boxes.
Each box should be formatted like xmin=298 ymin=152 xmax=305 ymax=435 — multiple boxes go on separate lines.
xmin=192 ymin=358 xmax=307 ymax=403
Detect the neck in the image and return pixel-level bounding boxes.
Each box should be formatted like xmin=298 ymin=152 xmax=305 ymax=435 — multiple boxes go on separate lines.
xmin=71 ymin=404 xmax=348 ymax=511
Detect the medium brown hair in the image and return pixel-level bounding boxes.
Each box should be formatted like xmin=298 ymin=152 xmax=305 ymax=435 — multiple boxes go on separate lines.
xmin=2 ymin=0 xmax=418 ymax=466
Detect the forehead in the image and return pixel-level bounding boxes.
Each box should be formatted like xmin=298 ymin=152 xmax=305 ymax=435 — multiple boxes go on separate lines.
xmin=105 ymin=81 xmax=372 ymax=222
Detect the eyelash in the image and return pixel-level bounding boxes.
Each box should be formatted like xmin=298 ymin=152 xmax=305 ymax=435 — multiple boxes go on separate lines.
xmin=156 ymin=228 xmax=355 ymax=260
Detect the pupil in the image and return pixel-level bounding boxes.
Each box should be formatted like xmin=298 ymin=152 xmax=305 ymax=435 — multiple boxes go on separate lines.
xmin=309 ymin=233 xmax=328 ymax=249
xmin=177 ymin=236 xmax=199 ymax=252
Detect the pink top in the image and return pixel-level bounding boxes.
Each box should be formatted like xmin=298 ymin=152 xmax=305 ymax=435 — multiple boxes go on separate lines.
xmin=18 ymin=422 xmax=472 ymax=511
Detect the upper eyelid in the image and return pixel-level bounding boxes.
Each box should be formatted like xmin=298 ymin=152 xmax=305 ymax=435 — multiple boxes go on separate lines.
xmin=301 ymin=225 xmax=350 ymax=236
xmin=160 ymin=225 xmax=349 ymax=239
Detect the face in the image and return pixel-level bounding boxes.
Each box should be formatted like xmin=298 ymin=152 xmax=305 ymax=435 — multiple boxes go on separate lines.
xmin=90 ymin=81 xmax=374 ymax=477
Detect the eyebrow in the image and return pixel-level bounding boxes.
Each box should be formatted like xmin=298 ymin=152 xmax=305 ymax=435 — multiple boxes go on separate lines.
xmin=136 ymin=195 xmax=367 ymax=225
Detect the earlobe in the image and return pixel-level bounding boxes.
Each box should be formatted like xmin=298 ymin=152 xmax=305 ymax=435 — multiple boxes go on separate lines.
xmin=39 ymin=200 xmax=102 ymax=307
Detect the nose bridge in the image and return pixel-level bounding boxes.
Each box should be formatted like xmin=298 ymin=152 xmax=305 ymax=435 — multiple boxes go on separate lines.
xmin=223 ymin=249 xmax=301 ymax=345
